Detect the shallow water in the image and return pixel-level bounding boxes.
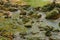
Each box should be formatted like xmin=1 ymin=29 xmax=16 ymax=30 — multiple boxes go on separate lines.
xmin=39 ymin=12 xmax=60 ymax=29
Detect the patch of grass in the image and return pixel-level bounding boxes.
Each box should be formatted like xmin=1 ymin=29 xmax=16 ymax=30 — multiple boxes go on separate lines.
xmin=25 ymin=0 xmax=50 ymax=7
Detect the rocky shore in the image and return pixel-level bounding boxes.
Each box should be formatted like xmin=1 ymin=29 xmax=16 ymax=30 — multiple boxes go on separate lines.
xmin=0 ymin=0 xmax=60 ymax=40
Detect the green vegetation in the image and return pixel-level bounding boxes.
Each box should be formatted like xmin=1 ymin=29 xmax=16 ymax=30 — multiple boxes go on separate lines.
xmin=24 ymin=0 xmax=50 ymax=7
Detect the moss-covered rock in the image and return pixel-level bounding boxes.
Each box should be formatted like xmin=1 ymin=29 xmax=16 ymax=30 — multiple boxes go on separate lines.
xmin=45 ymin=8 xmax=60 ymax=20
xmin=41 ymin=2 xmax=55 ymax=12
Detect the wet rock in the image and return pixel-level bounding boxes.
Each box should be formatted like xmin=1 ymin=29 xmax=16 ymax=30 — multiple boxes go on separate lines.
xmin=36 ymin=13 xmax=42 ymax=19
xmin=45 ymin=31 xmax=52 ymax=37
xmin=19 ymin=32 xmax=27 ymax=39
xmin=31 ymin=32 xmax=39 ymax=35
xmin=45 ymin=9 xmax=60 ymax=20
xmin=4 ymin=2 xmax=11 ymax=8
xmin=24 ymin=22 xmax=32 ymax=28
xmin=31 ymin=13 xmax=41 ymax=19
xmin=20 ymin=5 xmax=31 ymax=10
xmin=34 ymin=7 xmax=41 ymax=11
xmin=19 ymin=33 xmax=27 ymax=36
xmin=4 ymin=11 xmax=12 ymax=18
xmin=20 ymin=10 xmax=26 ymax=15
xmin=19 ymin=15 xmax=24 ymax=19
xmin=41 ymin=2 xmax=55 ymax=12
xmin=9 ymin=7 xmax=18 ymax=12
xmin=44 ymin=26 xmax=54 ymax=31
xmin=31 ymin=21 xmax=34 ymax=24
xmin=25 ymin=25 xmax=32 ymax=28
xmin=22 ymin=17 xmax=30 ymax=24
xmin=59 ymin=22 xmax=60 ymax=27
xmin=38 ymin=27 xmax=45 ymax=31
xmin=28 ymin=11 xmax=34 ymax=15
xmin=53 ymin=29 xmax=60 ymax=32
xmin=44 ymin=26 xmax=53 ymax=37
